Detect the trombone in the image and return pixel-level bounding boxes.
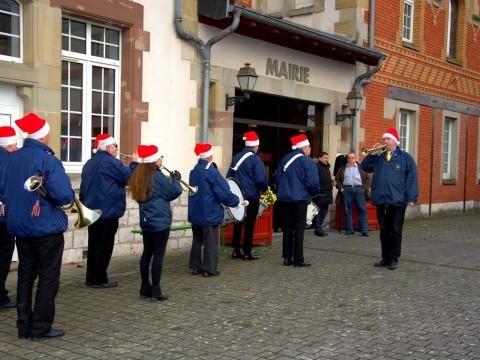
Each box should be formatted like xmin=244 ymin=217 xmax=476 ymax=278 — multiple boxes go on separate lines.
xmin=361 ymin=144 xmax=387 ymax=156
xmin=120 ymin=153 xmax=198 ymax=195
xmin=24 ymin=176 xmax=102 ymax=229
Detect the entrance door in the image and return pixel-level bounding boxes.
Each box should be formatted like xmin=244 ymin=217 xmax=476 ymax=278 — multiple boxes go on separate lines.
xmin=0 ymin=83 xmax=23 ymax=262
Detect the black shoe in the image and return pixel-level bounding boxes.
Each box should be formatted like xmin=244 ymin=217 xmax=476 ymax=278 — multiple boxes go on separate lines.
xmin=231 ymin=250 xmax=244 ymax=259
xmin=151 ymin=286 xmax=168 ymax=301
xmin=294 ymin=261 xmax=311 ymax=267
xmin=0 ymin=297 xmax=16 ymax=309
xmin=91 ymin=280 xmax=118 ymax=288
xmin=374 ymin=259 xmax=389 ymax=267
xmin=31 ymin=328 xmax=65 ymax=341
xmin=361 ymin=232 xmax=369 ymax=237
xmin=283 ymin=258 xmax=293 ymax=266
xmin=243 ymin=254 xmax=260 ymax=261
xmin=18 ymin=330 xmax=31 ymax=339
xmin=203 ymin=271 xmax=220 ymax=277
xmin=139 ymin=284 xmax=152 ymax=298
xmin=388 ymin=259 xmax=398 ymax=270
xmin=191 ymin=268 xmax=204 ymax=275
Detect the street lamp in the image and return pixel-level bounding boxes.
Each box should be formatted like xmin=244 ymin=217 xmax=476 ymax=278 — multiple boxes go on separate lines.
xmin=335 ymin=89 xmax=363 ymax=124
xmin=225 ymin=63 xmax=258 ymax=110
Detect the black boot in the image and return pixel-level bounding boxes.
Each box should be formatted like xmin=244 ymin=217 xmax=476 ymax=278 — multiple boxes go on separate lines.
xmin=151 ymin=286 xmax=168 ymax=301
xmin=139 ymin=283 xmax=152 ymax=298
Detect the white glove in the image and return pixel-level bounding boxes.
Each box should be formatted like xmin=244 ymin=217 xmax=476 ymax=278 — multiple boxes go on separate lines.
xmin=240 ymin=200 xmax=249 ymax=207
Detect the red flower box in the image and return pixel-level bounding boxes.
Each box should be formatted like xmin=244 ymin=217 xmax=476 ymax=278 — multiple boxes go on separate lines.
xmin=223 ymin=206 xmax=273 ymax=246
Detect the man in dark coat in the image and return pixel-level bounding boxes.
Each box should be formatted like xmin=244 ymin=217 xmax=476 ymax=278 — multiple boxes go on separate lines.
xmin=312 ymin=152 xmax=333 ymax=237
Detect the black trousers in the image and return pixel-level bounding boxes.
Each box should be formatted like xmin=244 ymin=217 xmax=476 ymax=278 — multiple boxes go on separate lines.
xmin=280 ymin=201 xmax=308 ymax=264
xmin=86 ymin=218 xmax=119 ymax=285
xmin=16 ymin=233 xmax=64 ymax=337
xmin=0 ymin=223 xmax=15 ymax=302
xmin=233 ymin=198 xmax=260 ymax=256
xmin=189 ymin=224 xmax=219 ymax=274
xmin=376 ymin=204 xmax=406 ymax=262
xmin=140 ymin=228 xmax=170 ymax=287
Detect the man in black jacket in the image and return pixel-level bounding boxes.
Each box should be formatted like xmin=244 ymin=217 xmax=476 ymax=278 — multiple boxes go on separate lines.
xmin=313 ymin=152 xmax=333 ymax=237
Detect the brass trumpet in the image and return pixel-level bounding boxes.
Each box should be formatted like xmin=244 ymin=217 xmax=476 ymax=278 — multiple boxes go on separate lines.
xmin=24 ymin=176 xmax=102 ymax=229
xmin=361 ymin=144 xmax=387 ymax=156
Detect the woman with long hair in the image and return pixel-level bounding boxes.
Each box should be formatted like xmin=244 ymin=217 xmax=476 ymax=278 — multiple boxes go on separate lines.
xmin=128 ymin=145 xmax=182 ymax=301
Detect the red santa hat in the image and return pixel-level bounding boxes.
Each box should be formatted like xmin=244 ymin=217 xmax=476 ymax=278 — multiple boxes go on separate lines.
xmin=243 ymin=131 xmax=259 ymax=147
xmin=194 ymin=143 xmax=213 ymax=159
xmin=137 ymin=144 xmax=162 ymax=163
xmin=290 ymin=134 xmax=310 ymax=149
xmin=382 ymin=128 xmax=400 ymax=145
xmin=93 ymin=134 xmax=117 ymax=152
xmin=0 ymin=126 xmax=18 ymax=146
xmin=14 ymin=113 xmax=50 ymax=140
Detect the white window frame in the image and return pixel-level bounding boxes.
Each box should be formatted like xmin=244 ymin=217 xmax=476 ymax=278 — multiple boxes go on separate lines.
xmin=61 ymin=16 xmax=121 ymax=173
xmin=441 ymin=114 xmax=459 ymax=182
xmin=0 ymin=0 xmax=22 ymax=62
xmin=395 ymin=103 xmax=418 ymax=160
xmin=442 ymin=118 xmax=452 ymax=179
xmin=402 ymin=0 xmax=414 ymax=42
xmin=446 ymin=0 xmax=452 ymax=57
xmin=398 ymin=110 xmax=411 ymax=151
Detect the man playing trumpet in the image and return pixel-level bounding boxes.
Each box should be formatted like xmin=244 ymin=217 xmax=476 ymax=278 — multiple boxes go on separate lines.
xmin=361 ymin=128 xmax=418 ymax=270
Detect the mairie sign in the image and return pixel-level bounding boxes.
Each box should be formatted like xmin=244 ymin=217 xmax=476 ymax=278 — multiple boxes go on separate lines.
xmin=265 ymin=58 xmax=310 ymax=84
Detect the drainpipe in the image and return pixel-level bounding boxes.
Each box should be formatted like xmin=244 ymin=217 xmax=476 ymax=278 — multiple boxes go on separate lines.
xmin=174 ymin=0 xmax=241 ymax=143
xmin=463 ymin=114 xmax=471 ymax=212
xmin=350 ymin=0 xmax=383 ymax=153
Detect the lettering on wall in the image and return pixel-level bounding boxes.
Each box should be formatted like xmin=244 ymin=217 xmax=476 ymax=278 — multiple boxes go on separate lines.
xmin=265 ymin=58 xmax=310 ymax=84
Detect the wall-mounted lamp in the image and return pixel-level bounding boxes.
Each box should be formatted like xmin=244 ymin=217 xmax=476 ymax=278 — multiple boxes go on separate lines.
xmin=225 ymin=63 xmax=258 ymax=110
xmin=335 ymin=89 xmax=363 ymax=124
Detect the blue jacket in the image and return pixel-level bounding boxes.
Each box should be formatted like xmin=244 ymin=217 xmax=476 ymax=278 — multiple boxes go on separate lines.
xmin=1 ymin=139 xmax=74 ymax=237
xmin=188 ymin=159 xmax=240 ymax=226
xmin=361 ymin=147 xmax=418 ymax=208
xmin=226 ymin=148 xmax=268 ymax=199
xmin=80 ymin=151 xmax=134 ymax=219
xmin=275 ymin=149 xmax=319 ymax=202
xmin=138 ymin=170 xmax=183 ymax=232
xmin=0 ymin=147 xmax=10 ymax=224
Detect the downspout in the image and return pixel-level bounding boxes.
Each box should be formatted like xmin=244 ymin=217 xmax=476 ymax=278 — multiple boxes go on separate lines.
xmin=463 ymin=114 xmax=470 ymax=212
xmin=351 ymin=0 xmax=384 ymax=153
xmin=174 ymin=0 xmax=242 ymax=143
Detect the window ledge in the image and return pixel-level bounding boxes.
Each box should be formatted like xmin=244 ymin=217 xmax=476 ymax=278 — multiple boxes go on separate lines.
xmin=442 ymin=178 xmax=457 ymax=185
xmin=446 ymin=57 xmax=463 ymax=67
xmin=288 ymin=6 xmax=314 ymax=16
xmin=402 ymin=41 xmax=420 ymax=51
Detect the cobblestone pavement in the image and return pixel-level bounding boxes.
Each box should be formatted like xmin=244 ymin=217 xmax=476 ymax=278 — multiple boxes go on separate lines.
xmin=1 ymin=210 xmax=480 ymax=359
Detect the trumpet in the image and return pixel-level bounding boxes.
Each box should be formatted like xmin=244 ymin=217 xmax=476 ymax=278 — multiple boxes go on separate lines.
xmin=361 ymin=144 xmax=387 ymax=156
xmin=24 ymin=176 xmax=102 ymax=229
xmin=160 ymin=165 xmax=198 ymax=196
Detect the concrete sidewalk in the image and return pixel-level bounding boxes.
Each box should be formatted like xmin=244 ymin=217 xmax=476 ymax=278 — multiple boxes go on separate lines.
xmin=1 ymin=210 xmax=479 ymax=359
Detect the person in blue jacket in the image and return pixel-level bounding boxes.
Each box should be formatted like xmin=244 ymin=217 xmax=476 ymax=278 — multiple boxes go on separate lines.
xmin=361 ymin=128 xmax=418 ymax=270
xmin=275 ymin=134 xmax=319 ymax=267
xmin=226 ymin=131 xmax=267 ymax=260
xmin=188 ymin=143 xmax=243 ymax=277
xmin=1 ymin=113 xmax=74 ymax=340
xmin=0 ymin=126 xmax=18 ymax=309
xmin=80 ymin=134 xmax=137 ymax=288
xmin=128 ymin=145 xmax=182 ymax=301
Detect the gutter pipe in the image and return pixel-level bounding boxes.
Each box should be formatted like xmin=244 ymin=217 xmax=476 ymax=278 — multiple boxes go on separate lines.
xmin=174 ymin=0 xmax=241 ymax=143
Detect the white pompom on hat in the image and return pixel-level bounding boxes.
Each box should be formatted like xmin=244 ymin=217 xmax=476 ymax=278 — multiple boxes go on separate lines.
xmin=14 ymin=113 xmax=50 ymax=140
xmin=0 ymin=126 xmax=18 ymax=146
xmin=382 ymin=128 xmax=400 ymax=145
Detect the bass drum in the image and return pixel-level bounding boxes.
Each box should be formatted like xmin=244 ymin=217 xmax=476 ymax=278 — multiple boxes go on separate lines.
xmin=222 ymin=178 xmax=246 ymax=226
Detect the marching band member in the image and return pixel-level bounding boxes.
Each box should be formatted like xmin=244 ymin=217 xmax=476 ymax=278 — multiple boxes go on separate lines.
xmin=80 ymin=134 xmax=137 ymax=289
xmin=1 ymin=113 xmax=74 ymax=340
xmin=0 ymin=126 xmax=18 ymax=309
xmin=128 ymin=145 xmax=182 ymax=301
xmin=275 ymin=134 xmax=319 ymax=267
xmin=226 ymin=131 xmax=267 ymax=260
xmin=188 ymin=143 xmax=241 ymax=277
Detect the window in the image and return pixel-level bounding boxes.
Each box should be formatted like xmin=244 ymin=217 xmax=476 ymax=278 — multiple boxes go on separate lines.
xmin=396 ymin=105 xmax=418 ymax=159
xmin=402 ymin=0 xmax=414 ymax=42
xmin=398 ymin=109 xmax=411 ymax=151
xmin=447 ymin=0 xmax=458 ymax=58
xmin=61 ymin=17 xmax=120 ymax=172
xmin=442 ymin=116 xmax=458 ymax=182
xmin=0 ymin=0 xmax=21 ymax=60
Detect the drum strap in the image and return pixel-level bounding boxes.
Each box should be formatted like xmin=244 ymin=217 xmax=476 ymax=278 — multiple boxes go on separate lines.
xmin=283 ymin=153 xmax=303 ymax=172
xmin=230 ymin=152 xmax=253 ymax=171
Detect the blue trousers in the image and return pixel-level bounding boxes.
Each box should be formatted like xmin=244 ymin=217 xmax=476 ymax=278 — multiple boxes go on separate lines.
xmin=342 ymin=186 xmax=368 ymax=233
